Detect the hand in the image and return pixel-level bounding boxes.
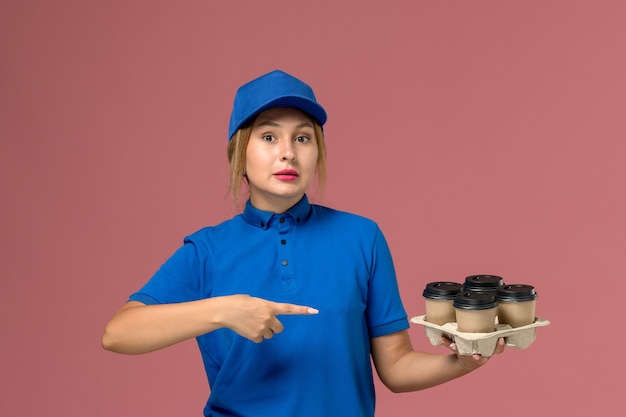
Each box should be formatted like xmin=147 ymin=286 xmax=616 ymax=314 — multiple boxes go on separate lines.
xmin=440 ymin=336 xmax=506 ymax=371
xmin=219 ymin=294 xmax=318 ymax=343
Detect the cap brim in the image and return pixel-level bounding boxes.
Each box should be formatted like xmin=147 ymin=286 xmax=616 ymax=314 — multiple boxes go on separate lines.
xmin=230 ymin=95 xmax=327 ymax=139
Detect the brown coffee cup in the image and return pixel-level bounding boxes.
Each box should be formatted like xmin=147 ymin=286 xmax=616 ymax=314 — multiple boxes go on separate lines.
xmin=453 ymin=291 xmax=498 ymax=333
xmin=423 ymin=282 xmax=463 ymax=325
xmin=463 ymin=274 xmax=504 ymax=293
xmin=496 ymin=284 xmax=538 ymax=328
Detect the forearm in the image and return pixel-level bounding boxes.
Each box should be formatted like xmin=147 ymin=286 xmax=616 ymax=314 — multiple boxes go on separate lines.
xmin=101 ymin=298 xmax=225 ymax=355
xmin=382 ymin=351 xmax=471 ymax=392
xmin=371 ymin=330 xmax=484 ymax=393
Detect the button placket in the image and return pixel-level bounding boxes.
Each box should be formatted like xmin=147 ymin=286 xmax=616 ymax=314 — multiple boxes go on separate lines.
xmin=276 ymin=216 xmax=295 ymax=292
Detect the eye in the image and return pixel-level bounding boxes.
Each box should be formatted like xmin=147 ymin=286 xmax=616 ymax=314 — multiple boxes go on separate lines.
xmin=262 ymin=134 xmax=275 ymax=142
xmin=294 ymin=135 xmax=310 ymax=143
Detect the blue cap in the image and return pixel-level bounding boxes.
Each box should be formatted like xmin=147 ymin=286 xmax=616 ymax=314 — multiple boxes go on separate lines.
xmin=228 ymin=70 xmax=327 ymax=141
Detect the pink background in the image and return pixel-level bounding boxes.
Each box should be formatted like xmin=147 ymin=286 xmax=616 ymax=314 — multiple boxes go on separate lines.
xmin=2 ymin=1 xmax=624 ymax=415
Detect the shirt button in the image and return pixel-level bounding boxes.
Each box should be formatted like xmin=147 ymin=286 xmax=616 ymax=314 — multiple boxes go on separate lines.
xmin=281 ymin=239 xmax=286 ymax=245
xmin=281 ymin=260 xmax=288 ymax=266
xmin=279 ymin=218 xmax=285 ymax=223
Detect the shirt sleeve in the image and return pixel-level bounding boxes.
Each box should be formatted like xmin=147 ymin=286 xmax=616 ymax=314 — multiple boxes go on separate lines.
xmin=365 ymin=226 xmax=409 ymax=338
xmin=128 ymin=238 xmax=207 ymax=305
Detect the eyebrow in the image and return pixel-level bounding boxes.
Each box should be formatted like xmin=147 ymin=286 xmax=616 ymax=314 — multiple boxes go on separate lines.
xmin=255 ymin=120 xmax=315 ymax=130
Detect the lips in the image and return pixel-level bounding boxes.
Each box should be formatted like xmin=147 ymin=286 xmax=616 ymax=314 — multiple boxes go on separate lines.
xmin=273 ymin=169 xmax=299 ymax=181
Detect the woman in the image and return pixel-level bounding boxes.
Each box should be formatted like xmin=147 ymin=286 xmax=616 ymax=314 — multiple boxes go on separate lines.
xmin=102 ymin=69 xmax=504 ymax=416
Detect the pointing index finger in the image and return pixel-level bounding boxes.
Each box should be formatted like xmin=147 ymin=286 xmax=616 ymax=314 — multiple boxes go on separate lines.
xmin=274 ymin=302 xmax=319 ymax=315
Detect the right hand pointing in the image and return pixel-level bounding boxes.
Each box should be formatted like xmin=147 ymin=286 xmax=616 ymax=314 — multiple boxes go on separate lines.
xmin=219 ymin=294 xmax=319 ymax=343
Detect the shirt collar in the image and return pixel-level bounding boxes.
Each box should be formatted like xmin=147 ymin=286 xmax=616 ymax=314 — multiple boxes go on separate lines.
xmin=242 ymin=195 xmax=312 ymax=230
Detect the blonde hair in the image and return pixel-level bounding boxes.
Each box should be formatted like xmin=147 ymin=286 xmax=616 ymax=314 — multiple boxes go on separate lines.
xmin=227 ymin=122 xmax=327 ymax=209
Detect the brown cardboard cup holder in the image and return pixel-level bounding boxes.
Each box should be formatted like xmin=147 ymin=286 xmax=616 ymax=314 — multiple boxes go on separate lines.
xmin=410 ymin=315 xmax=550 ymax=357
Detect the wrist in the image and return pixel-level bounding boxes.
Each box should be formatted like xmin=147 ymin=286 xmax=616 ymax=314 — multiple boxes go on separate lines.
xmin=201 ymin=295 xmax=229 ymax=330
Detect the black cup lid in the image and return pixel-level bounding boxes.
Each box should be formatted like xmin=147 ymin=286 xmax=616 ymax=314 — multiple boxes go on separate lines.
xmin=423 ymin=282 xmax=463 ymax=300
xmin=463 ymin=274 xmax=505 ymax=291
xmin=496 ymin=284 xmax=538 ymax=302
xmin=453 ymin=291 xmax=498 ymax=310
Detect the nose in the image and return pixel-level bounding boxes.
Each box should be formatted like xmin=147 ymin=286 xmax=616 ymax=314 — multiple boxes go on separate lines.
xmin=280 ymin=139 xmax=296 ymax=161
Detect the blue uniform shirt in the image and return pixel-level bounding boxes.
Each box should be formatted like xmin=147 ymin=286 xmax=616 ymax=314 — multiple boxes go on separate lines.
xmin=129 ymin=195 xmax=409 ymax=417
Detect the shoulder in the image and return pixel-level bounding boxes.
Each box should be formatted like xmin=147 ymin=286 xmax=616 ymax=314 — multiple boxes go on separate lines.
xmin=311 ymin=204 xmax=380 ymax=233
xmin=183 ymin=214 xmax=244 ymax=246
xmin=312 ymin=204 xmax=376 ymax=222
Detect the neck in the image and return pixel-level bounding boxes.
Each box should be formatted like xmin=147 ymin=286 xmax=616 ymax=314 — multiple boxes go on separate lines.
xmin=249 ymin=193 xmax=304 ymax=214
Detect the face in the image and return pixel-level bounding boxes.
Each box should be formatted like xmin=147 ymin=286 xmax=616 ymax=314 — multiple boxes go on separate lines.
xmin=245 ymin=107 xmax=319 ymax=213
